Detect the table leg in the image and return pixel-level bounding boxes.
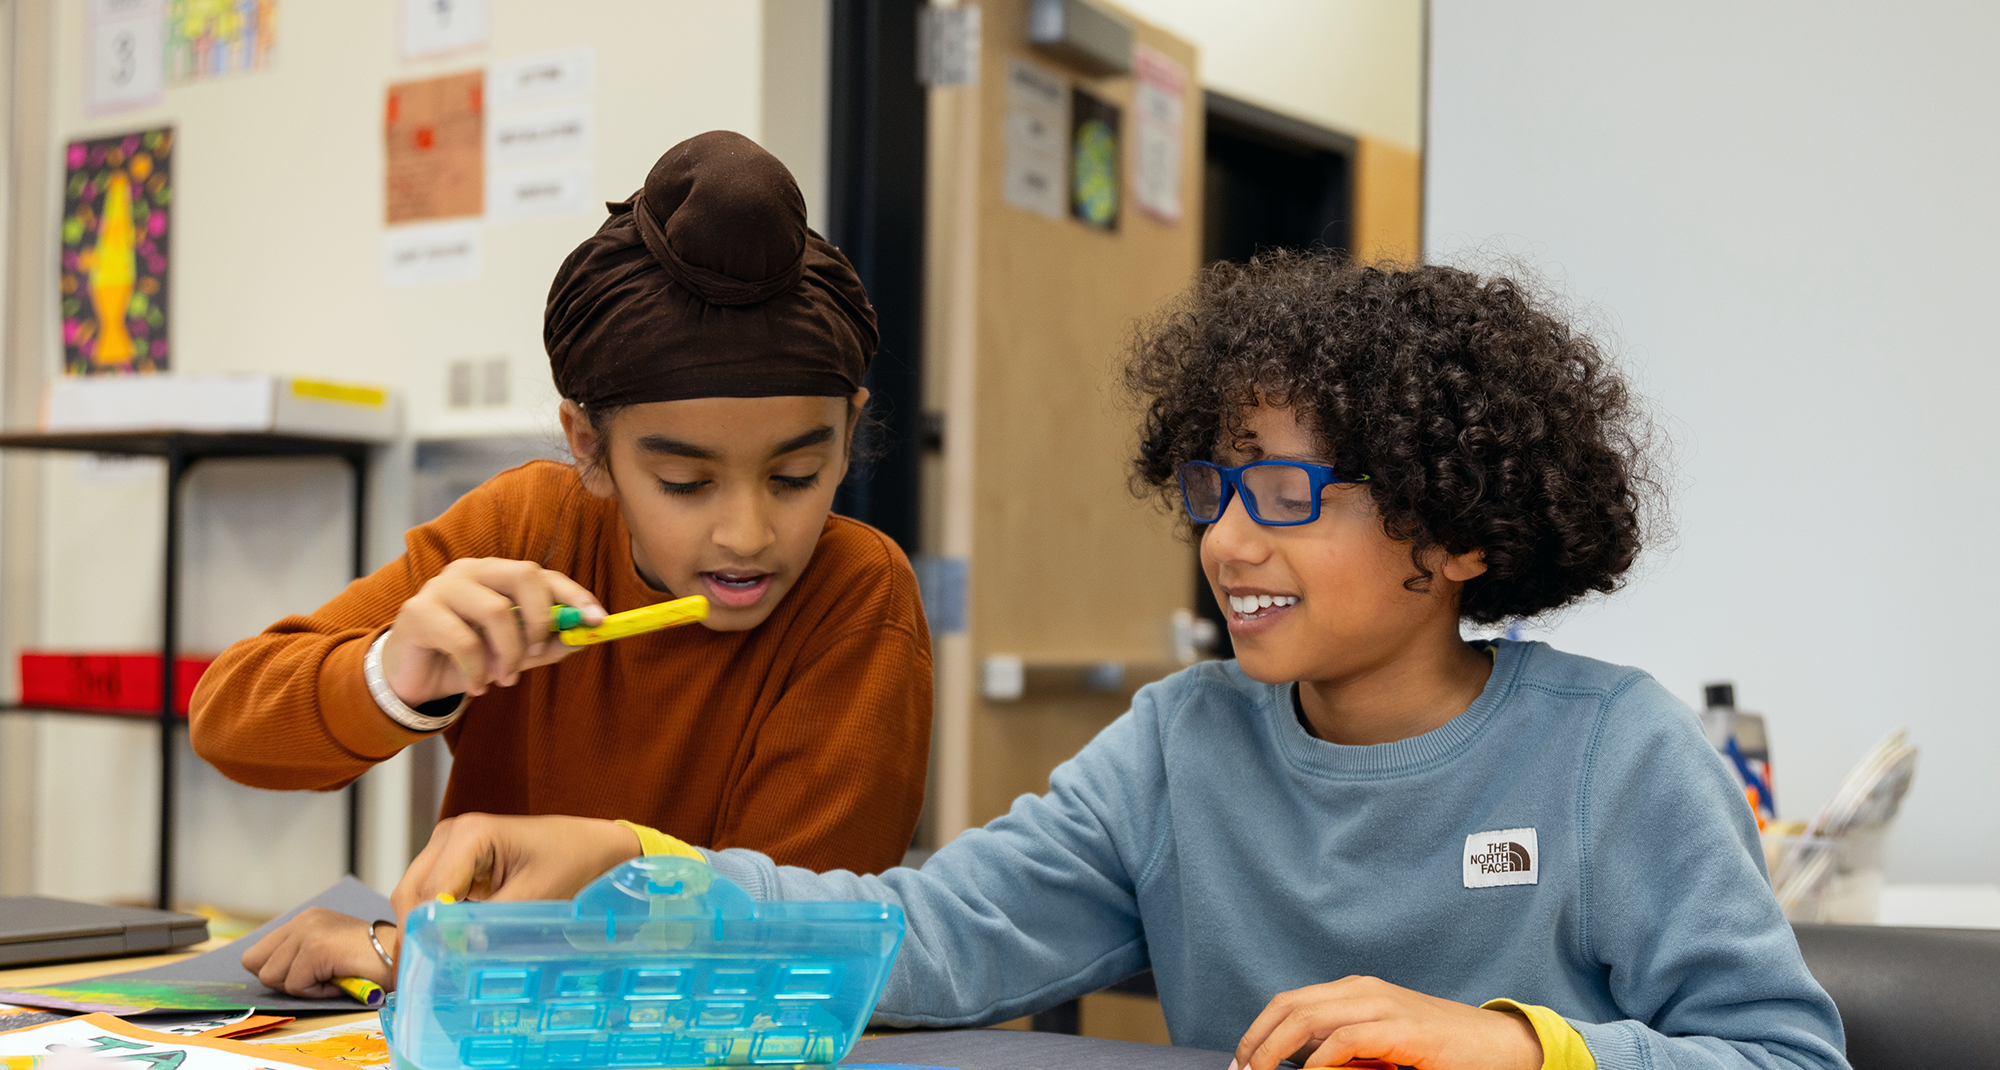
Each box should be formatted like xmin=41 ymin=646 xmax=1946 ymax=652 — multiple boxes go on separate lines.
xmin=158 ymin=447 xmax=191 ymax=910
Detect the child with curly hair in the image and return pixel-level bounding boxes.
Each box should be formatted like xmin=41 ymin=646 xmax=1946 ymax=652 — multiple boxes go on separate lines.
xmin=375 ymin=255 xmax=1848 ymax=1070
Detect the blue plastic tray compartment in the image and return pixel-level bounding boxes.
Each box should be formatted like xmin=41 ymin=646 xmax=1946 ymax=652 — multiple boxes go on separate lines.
xmin=387 ymin=857 xmax=904 ymax=1070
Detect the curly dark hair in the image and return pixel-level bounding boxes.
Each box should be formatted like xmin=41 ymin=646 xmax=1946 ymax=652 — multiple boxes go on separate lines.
xmin=1125 ymin=252 xmax=1654 ymax=624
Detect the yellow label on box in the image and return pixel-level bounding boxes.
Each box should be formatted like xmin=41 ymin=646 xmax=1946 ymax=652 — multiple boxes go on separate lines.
xmin=291 ymin=379 xmax=389 ymax=408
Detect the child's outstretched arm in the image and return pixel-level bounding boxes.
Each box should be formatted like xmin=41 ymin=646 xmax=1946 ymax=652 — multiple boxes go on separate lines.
xmin=702 ymin=682 xmax=1183 ymax=1028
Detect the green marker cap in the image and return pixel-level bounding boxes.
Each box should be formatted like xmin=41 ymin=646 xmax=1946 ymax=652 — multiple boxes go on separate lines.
xmin=552 ymin=605 xmax=584 ymax=631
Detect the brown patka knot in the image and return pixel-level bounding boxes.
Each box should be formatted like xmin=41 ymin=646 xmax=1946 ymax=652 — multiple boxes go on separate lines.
xmin=545 ymin=130 xmax=878 ymax=410
xmin=634 ymin=131 xmax=807 ymax=307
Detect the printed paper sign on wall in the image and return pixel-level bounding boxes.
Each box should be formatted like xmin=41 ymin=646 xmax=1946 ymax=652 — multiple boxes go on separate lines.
xmin=167 ymin=0 xmax=277 ymax=83
xmin=487 ymin=48 xmax=593 ymax=109
xmin=402 ymin=0 xmax=487 ymax=59
xmin=1131 ymin=44 xmax=1185 ymax=225
xmin=385 ymin=70 xmax=485 ymax=224
xmin=61 ymin=128 xmax=173 ymax=375
xmin=1003 ymin=58 xmax=1068 ymax=220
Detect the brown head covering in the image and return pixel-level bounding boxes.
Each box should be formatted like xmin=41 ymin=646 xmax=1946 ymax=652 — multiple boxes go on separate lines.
xmin=544 ymin=130 xmax=877 ymax=408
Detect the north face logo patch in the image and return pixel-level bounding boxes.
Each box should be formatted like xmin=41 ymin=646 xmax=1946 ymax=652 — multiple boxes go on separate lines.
xmin=1463 ymin=827 xmax=1538 ymax=888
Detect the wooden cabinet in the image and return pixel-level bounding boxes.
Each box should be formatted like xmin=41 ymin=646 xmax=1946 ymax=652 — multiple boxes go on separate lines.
xmin=920 ymin=0 xmax=1204 ymax=839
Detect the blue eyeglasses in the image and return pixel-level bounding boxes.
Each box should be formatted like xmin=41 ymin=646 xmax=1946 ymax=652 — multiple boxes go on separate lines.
xmin=1176 ymin=460 xmax=1369 ymax=527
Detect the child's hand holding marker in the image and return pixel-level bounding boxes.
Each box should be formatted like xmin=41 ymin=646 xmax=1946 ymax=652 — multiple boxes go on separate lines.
xmin=240 ymin=906 xmax=397 ymax=1001
xmin=380 ymin=558 xmax=607 ymax=705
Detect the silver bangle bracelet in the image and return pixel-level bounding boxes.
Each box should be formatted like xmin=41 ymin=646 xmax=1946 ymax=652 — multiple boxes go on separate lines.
xmin=364 ymin=631 xmax=467 ymax=733
xmin=367 ymin=919 xmax=397 ymax=973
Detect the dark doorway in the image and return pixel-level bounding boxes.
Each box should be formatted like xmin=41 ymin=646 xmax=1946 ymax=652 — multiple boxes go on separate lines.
xmin=1195 ymin=92 xmax=1357 ymax=659
xmin=826 ymin=0 xmax=927 ymax=555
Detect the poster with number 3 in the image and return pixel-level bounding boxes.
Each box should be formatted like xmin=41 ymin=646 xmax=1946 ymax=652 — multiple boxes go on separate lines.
xmin=88 ymin=0 xmax=165 ymax=115
xmin=402 ymin=0 xmax=488 ymax=59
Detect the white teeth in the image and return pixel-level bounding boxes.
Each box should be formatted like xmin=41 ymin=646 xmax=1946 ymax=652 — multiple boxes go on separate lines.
xmin=1228 ymin=594 xmax=1298 ymax=616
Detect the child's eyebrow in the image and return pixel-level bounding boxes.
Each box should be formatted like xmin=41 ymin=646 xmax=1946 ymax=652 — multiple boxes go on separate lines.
xmin=634 ymin=425 xmax=834 ymax=461
xmin=634 ymin=435 xmax=720 ymax=460
xmin=770 ymin=426 xmax=836 ymax=457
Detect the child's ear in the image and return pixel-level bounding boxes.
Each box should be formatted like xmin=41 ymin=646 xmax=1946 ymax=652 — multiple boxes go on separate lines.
xmin=559 ymin=399 xmax=617 ymax=498
xmin=836 ymin=387 xmax=871 ymax=481
xmin=1441 ymin=547 xmax=1489 ymax=583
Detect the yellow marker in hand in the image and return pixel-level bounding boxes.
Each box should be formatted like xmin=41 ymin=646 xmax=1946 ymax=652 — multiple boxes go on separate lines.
xmin=332 ymin=974 xmax=385 ymax=1007
xmin=552 ymin=596 xmax=709 ymax=646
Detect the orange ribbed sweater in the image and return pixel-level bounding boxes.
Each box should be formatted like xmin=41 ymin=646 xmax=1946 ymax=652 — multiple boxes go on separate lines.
xmin=189 ymin=461 xmax=932 ymax=875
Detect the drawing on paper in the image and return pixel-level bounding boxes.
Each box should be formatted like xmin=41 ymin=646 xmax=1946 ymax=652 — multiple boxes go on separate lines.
xmin=385 ymin=70 xmax=486 ymax=224
xmin=167 ymin=0 xmax=277 ymax=82
xmin=249 ymin=1020 xmax=391 ymax=1069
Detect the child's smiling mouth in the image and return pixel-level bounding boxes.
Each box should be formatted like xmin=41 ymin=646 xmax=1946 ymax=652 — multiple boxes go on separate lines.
xmin=1225 ymin=590 xmax=1299 ymax=625
xmin=700 ymin=570 xmax=773 ymax=610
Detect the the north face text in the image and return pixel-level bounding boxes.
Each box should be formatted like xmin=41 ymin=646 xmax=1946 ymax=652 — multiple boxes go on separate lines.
xmin=1470 ymin=842 xmax=1531 ymax=873
xmin=1463 ymin=827 xmax=1539 ymax=888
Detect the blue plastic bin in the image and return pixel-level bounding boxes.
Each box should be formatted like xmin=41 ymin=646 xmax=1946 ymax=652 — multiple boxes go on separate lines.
xmin=382 ymin=856 xmax=904 ymax=1070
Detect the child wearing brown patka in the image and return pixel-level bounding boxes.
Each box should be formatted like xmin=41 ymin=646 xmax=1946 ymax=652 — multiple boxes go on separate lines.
xmin=198 ymin=131 xmax=932 ymax=999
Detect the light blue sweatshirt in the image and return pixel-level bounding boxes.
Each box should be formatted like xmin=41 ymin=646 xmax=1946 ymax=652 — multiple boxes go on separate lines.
xmin=704 ymin=640 xmax=1849 ymax=1070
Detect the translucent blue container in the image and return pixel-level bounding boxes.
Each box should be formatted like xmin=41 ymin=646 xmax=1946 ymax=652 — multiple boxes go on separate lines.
xmin=382 ymin=856 xmax=905 ymax=1070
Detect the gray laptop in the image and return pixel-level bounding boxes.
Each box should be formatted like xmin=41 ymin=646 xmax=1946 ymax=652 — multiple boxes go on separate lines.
xmin=0 ymin=897 xmax=209 ymax=967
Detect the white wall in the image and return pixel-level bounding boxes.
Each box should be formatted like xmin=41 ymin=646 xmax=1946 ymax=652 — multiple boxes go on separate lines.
xmin=1427 ymin=1 xmax=2000 ymax=883
xmin=4 ymin=0 xmax=829 ymax=913
xmin=1116 ymin=0 xmax=1423 ymax=149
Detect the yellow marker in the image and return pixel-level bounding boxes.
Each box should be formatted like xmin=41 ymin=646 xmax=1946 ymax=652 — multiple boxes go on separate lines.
xmin=332 ymin=974 xmax=384 ymax=1008
xmin=553 ymin=595 xmax=709 ymax=646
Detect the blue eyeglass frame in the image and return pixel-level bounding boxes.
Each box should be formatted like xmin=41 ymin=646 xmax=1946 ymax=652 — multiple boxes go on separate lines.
xmin=1176 ymin=459 xmax=1370 ymax=527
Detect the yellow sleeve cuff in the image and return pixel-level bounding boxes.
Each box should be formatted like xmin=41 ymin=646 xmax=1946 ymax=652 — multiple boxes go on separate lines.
xmin=1482 ymin=999 xmax=1596 ymax=1070
xmin=614 ymin=820 xmax=705 ymax=862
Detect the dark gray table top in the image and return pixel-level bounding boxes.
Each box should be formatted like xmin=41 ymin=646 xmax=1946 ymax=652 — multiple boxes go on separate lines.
xmin=844 ymin=1028 xmax=1229 ymax=1070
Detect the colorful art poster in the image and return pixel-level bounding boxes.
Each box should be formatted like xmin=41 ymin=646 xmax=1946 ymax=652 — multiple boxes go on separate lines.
xmin=385 ymin=70 xmax=485 ymax=224
xmin=1131 ymin=44 xmax=1186 ymax=225
xmin=166 ymin=0 xmax=276 ymax=83
xmin=1070 ymin=89 xmax=1120 ymax=231
xmin=60 ymin=128 xmax=172 ymax=376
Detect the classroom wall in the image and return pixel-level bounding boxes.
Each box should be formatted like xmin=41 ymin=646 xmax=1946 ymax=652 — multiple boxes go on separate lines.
xmin=1115 ymin=0 xmax=1423 ymax=151
xmin=0 ymin=0 xmax=830 ymax=912
xmin=1427 ymin=1 xmax=2000 ymax=883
